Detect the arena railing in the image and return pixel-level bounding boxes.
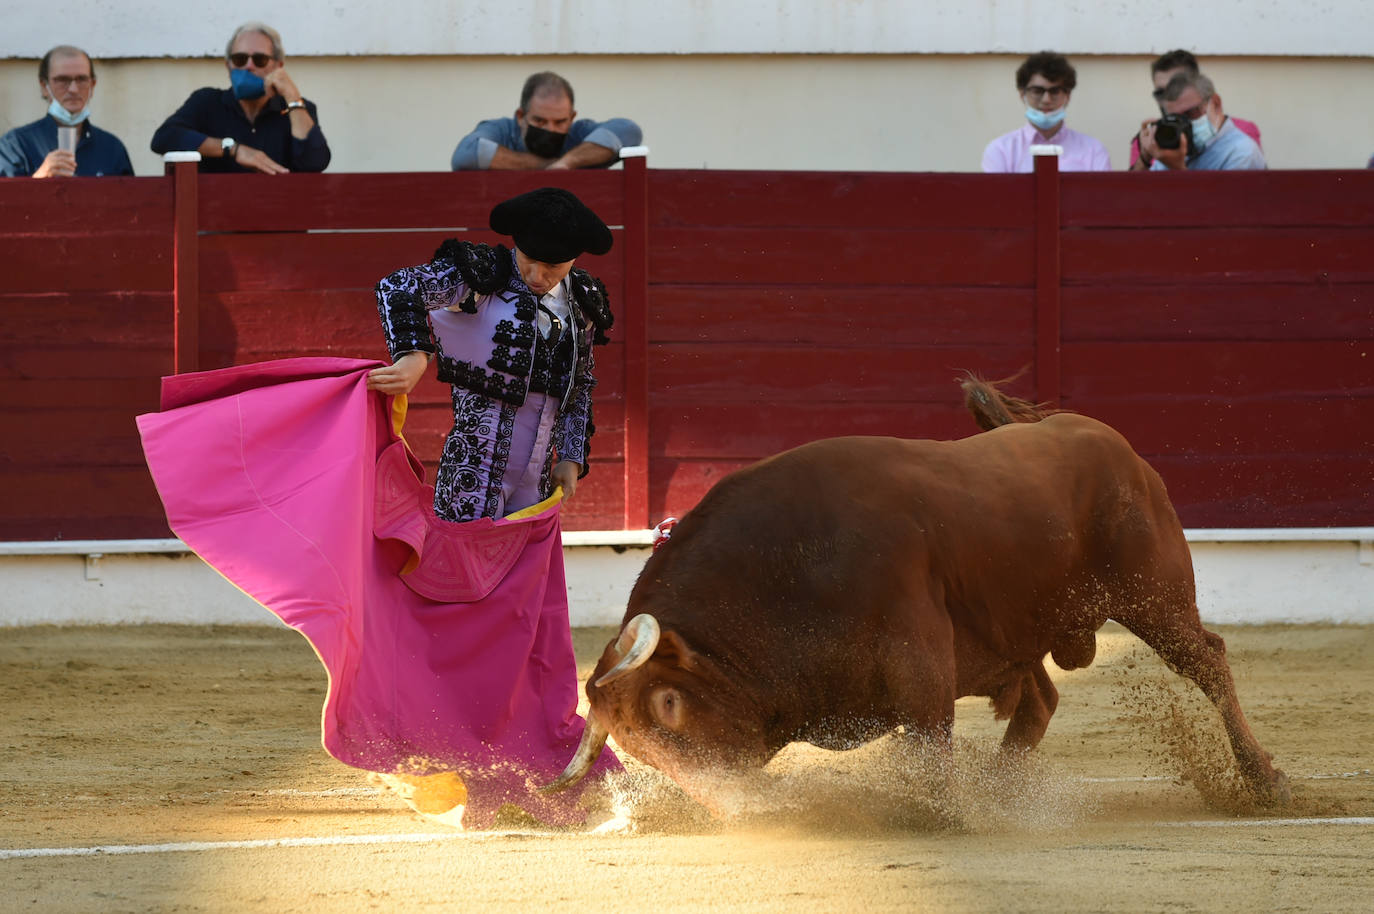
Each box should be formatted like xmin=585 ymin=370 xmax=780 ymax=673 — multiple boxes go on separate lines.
xmin=1 ymin=152 xmax=1370 ymax=545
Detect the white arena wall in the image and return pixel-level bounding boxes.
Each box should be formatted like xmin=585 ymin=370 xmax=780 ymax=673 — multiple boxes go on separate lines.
xmin=1 ymin=532 xmax=1371 ymax=628
xmin=1 ymin=1 xmax=1372 ymax=174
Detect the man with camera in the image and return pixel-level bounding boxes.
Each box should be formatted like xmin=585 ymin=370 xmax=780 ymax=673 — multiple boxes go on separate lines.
xmin=1137 ymin=72 xmax=1266 ymax=171
xmin=1128 ymin=50 xmax=1261 ymax=170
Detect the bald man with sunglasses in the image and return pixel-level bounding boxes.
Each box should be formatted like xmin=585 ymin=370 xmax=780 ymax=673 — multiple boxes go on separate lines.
xmin=151 ymin=22 xmax=330 ymax=174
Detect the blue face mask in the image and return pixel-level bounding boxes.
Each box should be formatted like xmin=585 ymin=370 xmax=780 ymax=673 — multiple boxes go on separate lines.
xmin=1189 ymin=113 xmax=1215 ymax=155
xmin=229 ymin=68 xmax=266 ymax=100
xmin=1025 ymin=106 xmax=1066 ymax=132
xmin=47 ymin=96 xmax=90 ymax=126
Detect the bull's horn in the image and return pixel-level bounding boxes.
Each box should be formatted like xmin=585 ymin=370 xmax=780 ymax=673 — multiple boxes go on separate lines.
xmin=540 ymin=713 xmax=610 ymax=793
xmin=594 ymin=613 xmax=662 ymax=687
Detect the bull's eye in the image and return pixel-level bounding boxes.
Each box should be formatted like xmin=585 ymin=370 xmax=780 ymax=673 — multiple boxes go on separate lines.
xmin=649 ymin=686 xmax=685 ymax=731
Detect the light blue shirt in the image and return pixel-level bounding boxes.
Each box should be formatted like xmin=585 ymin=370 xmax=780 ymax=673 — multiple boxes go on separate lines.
xmin=1151 ymin=118 xmax=1267 ymax=171
xmin=450 ymin=116 xmax=641 ymax=170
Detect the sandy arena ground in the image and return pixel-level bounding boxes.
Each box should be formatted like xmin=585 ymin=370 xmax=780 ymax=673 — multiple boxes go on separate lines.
xmin=1 ymin=621 xmax=1371 ymax=913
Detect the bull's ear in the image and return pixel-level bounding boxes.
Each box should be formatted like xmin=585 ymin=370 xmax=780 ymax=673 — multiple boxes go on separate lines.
xmin=654 ymin=630 xmax=697 ymax=671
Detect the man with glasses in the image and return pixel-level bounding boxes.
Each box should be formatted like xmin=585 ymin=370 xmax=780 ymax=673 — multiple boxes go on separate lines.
xmin=1139 ymin=72 xmax=1266 ymax=171
xmin=1129 ymin=50 xmax=1262 ymax=171
xmin=982 ymin=52 xmax=1111 ymax=173
xmin=151 ymin=22 xmax=330 ymax=174
xmin=0 ymin=46 xmax=134 ymax=177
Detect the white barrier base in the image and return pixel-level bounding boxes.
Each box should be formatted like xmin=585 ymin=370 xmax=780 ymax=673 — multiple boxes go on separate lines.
xmin=1 ymin=533 xmax=1370 ymax=627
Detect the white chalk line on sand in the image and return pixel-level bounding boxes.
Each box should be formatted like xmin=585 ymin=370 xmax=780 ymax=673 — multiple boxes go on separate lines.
xmin=0 ymin=832 xmax=464 ymax=860
xmin=5 ymin=816 xmax=1374 ymax=861
xmin=1082 ymin=770 xmax=1370 ymax=784
xmin=1161 ymin=817 xmax=1374 ymax=829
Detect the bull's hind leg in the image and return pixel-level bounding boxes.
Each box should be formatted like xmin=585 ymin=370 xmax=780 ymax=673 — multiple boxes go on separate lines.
xmin=1118 ymin=605 xmax=1290 ymax=805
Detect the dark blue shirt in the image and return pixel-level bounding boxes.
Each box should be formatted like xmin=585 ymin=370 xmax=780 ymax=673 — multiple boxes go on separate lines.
xmin=150 ymin=87 xmax=330 ymax=173
xmin=0 ymin=117 xmax=135 ymax=177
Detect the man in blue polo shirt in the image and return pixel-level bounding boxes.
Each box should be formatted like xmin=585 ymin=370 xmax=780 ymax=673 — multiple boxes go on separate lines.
xmin=451 ymin=72 xmax=641 ymax=171
xmin=1139 ymin=72 xmax=1267 ymax=171
xmin=0 ymin=45 xmax=135 ymax=178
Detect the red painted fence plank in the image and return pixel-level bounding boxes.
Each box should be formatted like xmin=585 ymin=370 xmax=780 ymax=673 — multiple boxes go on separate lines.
xmin=1061 ymin=284 xmax=1374 ymax=342
xmin=1063 ymin=228 xmax=1374 ymax=284
xmin=197 ymin=171 xmax=626 ymax=232
xmin=1061 ymin=341 xmax=1373 ymax=399
xmin=649 ymin=171 xmax=1035 ymax=229
xmin=650 ymin=344 xmax=1034 ymax=403
xmin=648 ymin=286 xmax=1034 ymax=345
xmin=651 ymin=227 xmax=1034 ymax=286
xmin=1061 ymin=170 xmax=1374 ymax=228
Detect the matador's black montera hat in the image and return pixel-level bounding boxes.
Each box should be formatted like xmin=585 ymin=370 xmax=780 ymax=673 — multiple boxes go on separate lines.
xmin=489 ymin=187 xmax=613 ymax=263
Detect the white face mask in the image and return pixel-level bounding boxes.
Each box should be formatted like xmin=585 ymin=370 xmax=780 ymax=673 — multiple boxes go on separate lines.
xmin=47 ymin=96 xmax=91 ymax=127
xmin=1189 ymin=112 xmax=1216 ymax=155
xmin=1025 ymin=106 xmax=1066 ymax=131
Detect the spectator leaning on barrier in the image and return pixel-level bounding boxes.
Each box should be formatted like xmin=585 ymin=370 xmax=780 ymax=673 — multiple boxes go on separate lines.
xmin=0 ymin=45 xmax=134 ymax=178
xmin=981 ymin=52 xmax=1111 ymax=173
xmin=451 ymin=71 xmax=641 ymax=171
xmin=1129 ymin=50 xmax=1262 ymax=171
xmin=150 ymin=22 xmax=330 ymax=174
xmin=1140 ymin=72 xmax=1266 ymax=172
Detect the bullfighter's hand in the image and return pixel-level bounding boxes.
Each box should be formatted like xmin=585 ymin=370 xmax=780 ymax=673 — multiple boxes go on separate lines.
xmin=551 ymin=460 xmax=581 ymax=500
xmin=366 ymin=351 xmax=430 ymax=395
xmin=33 ymin=149 xmax=77 ymax=178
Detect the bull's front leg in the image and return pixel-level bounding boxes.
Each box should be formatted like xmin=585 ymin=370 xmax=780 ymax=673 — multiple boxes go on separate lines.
xmin=998 ymin=660 xmax=1059 ymax=753
xmin=1121 ymin=612 xmax=1291 ymax=806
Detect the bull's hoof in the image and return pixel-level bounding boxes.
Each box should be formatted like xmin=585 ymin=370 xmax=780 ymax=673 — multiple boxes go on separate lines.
xmin=1259 ymin=769 xmax=1292 ymax=807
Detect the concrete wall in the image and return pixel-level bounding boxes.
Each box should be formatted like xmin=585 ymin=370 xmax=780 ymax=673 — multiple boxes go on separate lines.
xmin=2 ymin=537 xmax=1371 ymax=628
xmin=4 ymin=1 xmax=1370 ymax=57
xmin=3 ymin=54 xmax=1372 ymax=176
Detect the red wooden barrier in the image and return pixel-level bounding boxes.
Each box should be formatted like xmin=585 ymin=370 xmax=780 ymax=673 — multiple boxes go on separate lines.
xmin=1 ymin=162 xmax=1371 ymax=540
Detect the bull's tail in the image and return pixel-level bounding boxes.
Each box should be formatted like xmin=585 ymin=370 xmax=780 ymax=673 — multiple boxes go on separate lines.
xmin=959 ymin=374 xmax=1057 ymax=431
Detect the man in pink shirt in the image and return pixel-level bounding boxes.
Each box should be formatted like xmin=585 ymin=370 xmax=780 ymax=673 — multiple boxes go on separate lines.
xmin=1129 ymin=49 xmax=1261 ymax=170
xmin=982 ymin=52 xmax=1112 ymax=173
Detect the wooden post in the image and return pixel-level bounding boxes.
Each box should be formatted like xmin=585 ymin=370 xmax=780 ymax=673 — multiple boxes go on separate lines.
xmin=1032 ymin=146 xmax=1062 ymax=407
xmin=166 ymin=154 xmax=201 ymax=375
xmin=620 ymin=150 xmax=651 ymax=530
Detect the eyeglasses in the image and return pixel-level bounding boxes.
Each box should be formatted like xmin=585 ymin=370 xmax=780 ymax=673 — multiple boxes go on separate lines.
xmin=1023 ymin=86 xmax=1068 ymax=102
xmin=48 ymin=75 xmax=92 ymax=90
xmin=228 ymin=52 xmax=274 ymax=68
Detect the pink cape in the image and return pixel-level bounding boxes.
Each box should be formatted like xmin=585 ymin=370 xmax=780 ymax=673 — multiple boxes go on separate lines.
xmin=136 ymin=357 xmax=620 ymax=828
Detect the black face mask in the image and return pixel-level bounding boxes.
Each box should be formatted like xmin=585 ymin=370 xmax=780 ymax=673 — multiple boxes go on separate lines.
xmin=523 ymin=124 xmax=567 ymax=159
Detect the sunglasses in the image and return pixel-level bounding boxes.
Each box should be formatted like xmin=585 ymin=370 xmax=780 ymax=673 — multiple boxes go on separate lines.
xmin=228 ymin=52 xmax=274 ymax=68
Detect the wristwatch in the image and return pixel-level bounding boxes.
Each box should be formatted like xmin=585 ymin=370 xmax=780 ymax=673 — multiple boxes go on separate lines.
xmin=283 ymin=100 xmax=306 ymax=112
xmin=220 ymin=136 xmax=238 ymax=160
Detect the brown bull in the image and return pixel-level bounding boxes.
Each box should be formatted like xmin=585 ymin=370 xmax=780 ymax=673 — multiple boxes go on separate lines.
xmin=548 ymin=378 xmax=1290 ymax=809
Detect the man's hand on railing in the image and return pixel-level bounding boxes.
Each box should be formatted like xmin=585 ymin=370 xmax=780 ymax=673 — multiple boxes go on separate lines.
xmin=366 ymin=351 xmax=430 ymax=395
xmin=234 ymin=144 xmax=290 ymax=175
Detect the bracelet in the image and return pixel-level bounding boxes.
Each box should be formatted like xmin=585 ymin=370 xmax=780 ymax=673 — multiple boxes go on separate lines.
xmin=284 ymin=100 xmax=306 ymax=112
